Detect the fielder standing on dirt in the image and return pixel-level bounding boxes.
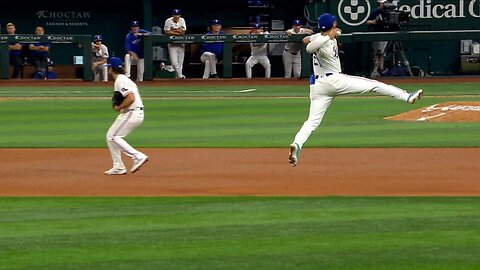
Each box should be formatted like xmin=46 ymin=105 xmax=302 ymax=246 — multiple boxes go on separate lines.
xmin=288 ymin=13 xmax=423 ymax=167
xmin=105 ymin=57 xmax=149 ymax=175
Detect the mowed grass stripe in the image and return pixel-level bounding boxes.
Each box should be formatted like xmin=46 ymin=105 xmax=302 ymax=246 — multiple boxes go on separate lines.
xmin=0 ymin=197 xmax=479 ymax=269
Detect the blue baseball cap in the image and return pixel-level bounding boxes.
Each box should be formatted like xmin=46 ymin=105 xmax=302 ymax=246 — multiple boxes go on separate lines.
xmin=318 ymin=13 xmax=336 ymax=31
xmin=108 ymin=57 xmax=123 ymax=69
xmin=253 ymin=23 xmax=261 ymax=29
xmin=131 ymin=20 xmax=140 ymax=27
xmin=292 ymin=19 xmax=302 ymax=26
xmin=211 ymin=19 xmax=222 ymax=25
xmin=93 ymin=35 xmax=102 ymax=42
xmin=172 ymin=9 xmax=181 ymax=15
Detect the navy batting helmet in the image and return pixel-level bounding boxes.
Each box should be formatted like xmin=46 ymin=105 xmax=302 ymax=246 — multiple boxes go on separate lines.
xmin=108 ymin=57 xmax=123 ymax=69
xmin=93 ymin=35 xmax=103 ymax=42
xmin=318 ymin=13 xmax=336 ymax=31
xmin=172 ymin=9 xmax=181 ymax=15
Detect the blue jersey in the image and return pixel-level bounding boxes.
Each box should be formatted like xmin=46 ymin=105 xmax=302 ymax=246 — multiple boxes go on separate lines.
xmin=125 ymin=29 xmax=150 ymax=59
xmin=9 ymin=43 xmax=22 ymax=57
xmin=201 ymin=30 xmax=225 ymax=59
xmin=30 ymin=43 xmax=50 ymax=57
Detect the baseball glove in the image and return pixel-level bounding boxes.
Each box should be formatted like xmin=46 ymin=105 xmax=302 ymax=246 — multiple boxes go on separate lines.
xmin=111 ymin=91 xmax=125 ymax=107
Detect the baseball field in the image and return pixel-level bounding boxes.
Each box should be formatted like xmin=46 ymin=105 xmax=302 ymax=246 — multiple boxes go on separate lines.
xmin=0 ymin=77 xmax=479 ymax=269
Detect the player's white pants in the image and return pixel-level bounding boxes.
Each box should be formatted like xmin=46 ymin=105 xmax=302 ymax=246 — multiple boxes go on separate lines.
xmin=106 ymin=110 xmax=145 ymax=169
xmin=245 ymin=56 xmax=271 ymax=78
xmin=282 ymin=50 xmax=301 ymax=78
xmin=168 ymin=44 xmax=185 ymax=78
xmin=293 ymin=73 xmax=410 ymax=149
xmin=93 ymin=64 xmax=108 ymax=82
xmin=200 ymin=52 xmax=218 ymax=78
xmin=124 ymin=54 xmax=145 ymax=81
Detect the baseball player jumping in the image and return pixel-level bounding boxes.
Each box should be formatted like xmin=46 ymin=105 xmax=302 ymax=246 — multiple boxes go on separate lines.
xmin=105 ymin=57 xmax=148 ymax=175
xmin=288 ymin=13 xmax=423 ymax=167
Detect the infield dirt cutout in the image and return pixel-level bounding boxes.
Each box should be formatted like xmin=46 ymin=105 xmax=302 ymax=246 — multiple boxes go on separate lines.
xmin=385 ymin=101 xmax=480 ymax=122
xmin=1 ymin=77 xmax=479 ymax=196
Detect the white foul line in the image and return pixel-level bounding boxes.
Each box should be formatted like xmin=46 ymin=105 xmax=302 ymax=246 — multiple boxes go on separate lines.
xmin=236 ymin=89 xmax=256 ymax=93
xmin=417 ymin=113 xmax=446 ymax=122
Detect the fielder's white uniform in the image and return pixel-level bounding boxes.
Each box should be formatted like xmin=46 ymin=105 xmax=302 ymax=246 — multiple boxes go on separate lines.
xmin=292 ymin=33 xmax=412 ymax=149
xmin=92 ymin=43 xmax=109 ymax=82
xmin=164 ymin=17 xmax=187 ymax=79
xmin=245 ymin=31 xmax=271 ymax=78
xmin=283 ymin=28 xmax=311 ymax=78
xmin=106 ymin=74 xmax=146 ymax=170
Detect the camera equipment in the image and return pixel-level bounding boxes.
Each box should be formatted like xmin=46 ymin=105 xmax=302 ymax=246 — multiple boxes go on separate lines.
xmin=381 ymin=0 xmax=410 ymax=31
xmin=380 ymin=1 xmax=413 ymax=76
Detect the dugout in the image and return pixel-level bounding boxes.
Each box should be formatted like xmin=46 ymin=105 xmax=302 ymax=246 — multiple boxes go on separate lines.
xmin=1 ymin=0 xmax=479 ymax=80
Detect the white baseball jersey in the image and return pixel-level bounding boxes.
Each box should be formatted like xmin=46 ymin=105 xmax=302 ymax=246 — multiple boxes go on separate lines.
xmin=92 ymin=43 xmax=109 ymax=61
xmin=284 ymin=28 xmax=311 ymax=54
xmin=164 ymin=17 xmax=187 ymax=48
xmin=249 ymin=31 xmax=269 ymax=56
xmin=306 ymin=33 xmax=342 ymax=75
xmin=114 ymin=74 xmax=144 ymax=111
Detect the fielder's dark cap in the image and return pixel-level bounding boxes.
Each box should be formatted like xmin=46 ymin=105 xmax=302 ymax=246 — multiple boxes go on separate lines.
xmin=253 ymin=23 xmax=261 ymax=29
xmin=292 ymin=19 xmax=302 ymax=26
xmin=172 ymin=9 xmax=181 ymax=15
xmin=108 ymin=57 xmax=123 ymax=69
xmin=318 ymin=13 xmax=336 ymax=31
xmin=131 ymin=20 xmax=140 ymax=27
xmin=211 ymin=19 xmax=222 ymax=25
xmin=93 ymin=35 xmax=103 ymax=42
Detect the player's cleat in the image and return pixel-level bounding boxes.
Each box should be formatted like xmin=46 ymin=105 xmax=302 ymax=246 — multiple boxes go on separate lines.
xmin=288 ymin=143 xmax=300 ymax=167
xmin=104 ymin=167 xmax=127 ymax=175
xmin=407 ymin=89 xmax=423 ymax=104
xmin=131 ymin=155 xmax=149 ymax=173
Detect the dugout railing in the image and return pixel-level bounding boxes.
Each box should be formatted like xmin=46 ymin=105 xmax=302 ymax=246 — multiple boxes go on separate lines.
xmin=2 ymin=31 xmax=478 ymax=81
xmin=144 ymin=30 xmax=479 ymax=80
xmin=0 ymin=34 xmax=93 ymax=80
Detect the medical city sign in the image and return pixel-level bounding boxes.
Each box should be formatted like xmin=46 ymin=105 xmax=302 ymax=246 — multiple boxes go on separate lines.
xmin=338 ymin=0 xmax=480 ymax=27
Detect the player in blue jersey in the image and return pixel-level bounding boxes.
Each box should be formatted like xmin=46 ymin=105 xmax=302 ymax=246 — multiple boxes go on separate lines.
xmin=200 ymin=19 xmax=225 ymax=78
xmin=124 ymin=20 xmax=150 ymax=81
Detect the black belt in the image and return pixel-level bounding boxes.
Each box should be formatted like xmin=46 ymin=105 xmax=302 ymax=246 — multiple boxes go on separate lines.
xmin=128 ymin=107 xmax=144 ymax=111
xmin=284 ymin=49 xmax=298 ymax=55
xmin=315 ymin=73 xmax=333 ymax=79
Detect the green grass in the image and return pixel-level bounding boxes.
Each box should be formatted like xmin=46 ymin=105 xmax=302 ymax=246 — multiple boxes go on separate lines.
xmin=1 ymin=96 xmax=479 ymax=147
xmin=1 ymin=196 xmax=479 ymax=270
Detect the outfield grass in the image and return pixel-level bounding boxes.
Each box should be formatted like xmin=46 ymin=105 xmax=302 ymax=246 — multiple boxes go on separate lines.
xmin=1 ymin=196 xmax=479 ymax=270
xmin=1 ymin=83 xmax=479 ymax=148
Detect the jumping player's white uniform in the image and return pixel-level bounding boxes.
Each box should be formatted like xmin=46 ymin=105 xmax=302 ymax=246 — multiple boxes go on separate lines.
xmin=245 ymin=30 xmax=271 ymax=78
xmin=164 ymin=16 xmax=187 ymax=79
xmin=290 ymin=32 xmax=422 ymax=164
xmin=106 ymin=74 xmax=147 ymax=172
xmin=283 ymin=27 xmax=311 ymax=78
